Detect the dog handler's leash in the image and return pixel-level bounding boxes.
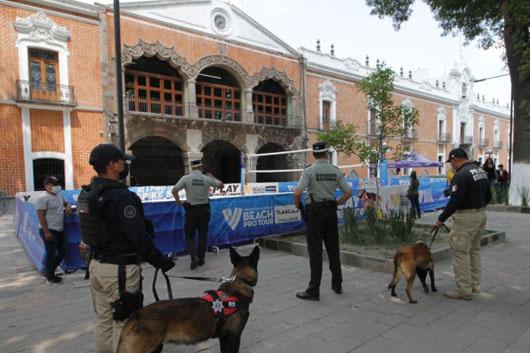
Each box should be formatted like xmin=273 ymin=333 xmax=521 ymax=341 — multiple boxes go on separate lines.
xmin=152 ymin=270 xmax=234 ymax=302
xmin=428 ymin=224 xmax=450 ymax=249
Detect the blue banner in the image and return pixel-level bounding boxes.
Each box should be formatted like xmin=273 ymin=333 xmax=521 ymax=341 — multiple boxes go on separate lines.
xmin=14 ymin=178 xmax=448 ymax=273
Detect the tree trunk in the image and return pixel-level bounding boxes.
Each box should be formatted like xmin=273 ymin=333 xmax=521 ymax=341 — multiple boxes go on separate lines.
xmin=503 ymin=5 xmax=530 ymax=206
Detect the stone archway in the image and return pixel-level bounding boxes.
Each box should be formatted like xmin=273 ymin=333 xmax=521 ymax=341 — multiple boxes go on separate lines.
xmin=129 ymin=136 xmax=184 ymax=186
xmin=251 ymin=67 xmax=297 ymax=96
xmin=192 ymin=55 xmax=253 ymax=88
xmin=122 ymin=39 xmax=196 ymax=79
xmin=201 ymin=140 xmax=241 ymax=183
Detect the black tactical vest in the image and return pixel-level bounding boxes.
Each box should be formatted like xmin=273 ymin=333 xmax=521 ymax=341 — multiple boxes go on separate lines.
xmin=77 ymin=183 xmax=127 ymax=249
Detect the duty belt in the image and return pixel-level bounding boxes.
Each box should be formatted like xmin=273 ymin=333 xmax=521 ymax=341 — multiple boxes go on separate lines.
xmin=456 ymin=207 xmax=485 ymax=213
xmin=190 ymin=203 xmax=210 ymax=209
xmin=306 ymin=200 xmax=337 ymax=210
xmin=92 ymin=253 xmax=139 ymax=265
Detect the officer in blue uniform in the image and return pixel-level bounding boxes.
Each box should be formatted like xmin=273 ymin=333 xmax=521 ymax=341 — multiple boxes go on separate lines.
xmin=294 ymin=142 xmax=352 ymax=300
xmin=85 ymin=144 xmax=174 ymax=353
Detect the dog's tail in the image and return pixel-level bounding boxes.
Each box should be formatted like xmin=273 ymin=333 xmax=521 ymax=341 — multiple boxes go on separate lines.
xmin=388 ymin=254 xmax=403 ymax=289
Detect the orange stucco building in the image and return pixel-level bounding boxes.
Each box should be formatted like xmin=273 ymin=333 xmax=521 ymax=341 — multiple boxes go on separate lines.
xmin=0 ymin=0 xmax=510 ymax=195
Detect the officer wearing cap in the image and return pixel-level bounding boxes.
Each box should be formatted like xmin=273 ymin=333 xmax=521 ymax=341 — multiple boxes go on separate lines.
xmin=294 ymin=142 xmax=352 ymax=300
xmin=172 ymin=159 xmax=224 ymax=269
xmin=436 ymin=148 xmax=491 ymax=301
xmin=82 ymin=144 xmax=174 ymax=353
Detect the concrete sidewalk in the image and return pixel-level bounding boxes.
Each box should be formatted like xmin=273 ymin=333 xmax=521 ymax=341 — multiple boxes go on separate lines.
xmin=1 ymin=210 xmax=529 ymax=353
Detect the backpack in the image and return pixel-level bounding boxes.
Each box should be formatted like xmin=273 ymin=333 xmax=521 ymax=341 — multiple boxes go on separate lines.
xmin=77 ymin=183 xmax=126 ymax=249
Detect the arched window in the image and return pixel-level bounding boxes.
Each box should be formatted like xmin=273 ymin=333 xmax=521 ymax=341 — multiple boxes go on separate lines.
xmin=196 ymin=67 xmax=242 ymax=121
xmin=462 ymin=83 xmax=467 ymax=99
xmin=253 ymin=79 xmax=287 ymax=126
xmin=125 ymin=56 xmax=184 ymax=116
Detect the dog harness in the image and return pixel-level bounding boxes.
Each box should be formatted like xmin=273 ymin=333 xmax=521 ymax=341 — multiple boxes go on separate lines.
xmin=198 ymin=290 xmax=249 ymax=338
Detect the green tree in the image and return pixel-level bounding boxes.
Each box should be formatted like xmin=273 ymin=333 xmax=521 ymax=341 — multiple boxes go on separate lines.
xmin=365 ymin=0 xmax=530 ymax=205
xmin=319 ymin=64 xmax=418 ymax=213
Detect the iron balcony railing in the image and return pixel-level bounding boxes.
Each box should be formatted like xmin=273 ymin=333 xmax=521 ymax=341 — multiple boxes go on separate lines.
xmin=126 ymin=94 xmax=185 ymax=116
xmin=125 ymin=99 xmax=302 ymax=128
xmin=460 ymin=136 xmax=473 ymax=145
xmin=16 ymin=80 xmax=76 ymax=106
xmin=493 ymin=140 xmax=503 ymax=149
xmin=437 ymin=133 xmax=452 ymax=143
xmin=477 ymin=138 xmax=489 ymax=147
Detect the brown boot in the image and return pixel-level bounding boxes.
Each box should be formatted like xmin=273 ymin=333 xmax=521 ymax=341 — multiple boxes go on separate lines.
xmin=444 ymin=289 xmax=472 ymax=301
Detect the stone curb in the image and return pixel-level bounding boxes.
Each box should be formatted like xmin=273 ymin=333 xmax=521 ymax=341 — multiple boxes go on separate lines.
xmin=258 ymin=230 xmax=506 ymax=274
xmin=486 ymin=204 xmax=530 ymax=213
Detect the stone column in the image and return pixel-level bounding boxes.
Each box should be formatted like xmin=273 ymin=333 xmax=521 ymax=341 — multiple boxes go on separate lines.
xmin=244 ymin=88 xmax=254 ymax=123
xmin=187 ymin=78 xmax=198 ymax=119
xmin=182 ymin=151 xmax=203 ymax=174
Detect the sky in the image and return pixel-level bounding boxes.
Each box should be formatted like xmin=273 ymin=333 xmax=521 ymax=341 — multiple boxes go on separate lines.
xmin=77 ymin=0 xmax=511 ymax=105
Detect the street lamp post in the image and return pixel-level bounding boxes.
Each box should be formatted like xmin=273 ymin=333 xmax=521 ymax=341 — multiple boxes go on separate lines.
xmin=113 ymin=0 xmax=125 ymax=153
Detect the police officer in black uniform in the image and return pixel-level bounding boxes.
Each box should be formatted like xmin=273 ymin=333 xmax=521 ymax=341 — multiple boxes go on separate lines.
xmin=83 ymin=144 xmax=174 ymax=353
xmin=436 ymin=148 xmax=491 ymax=301
xmin=294 ymin=142 xmax=352 ymax=300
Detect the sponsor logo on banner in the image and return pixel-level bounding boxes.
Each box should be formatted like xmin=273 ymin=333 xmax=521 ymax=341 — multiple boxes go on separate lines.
xmin=223 ymin=207 xmax=274 ymax=229
xmin=274 ymin=205 xmax=301 ymax=223
xmin=223 ymin=208 xmax=242 ymax=230
xmin=213 ymin=184 xmax=241 ymax=196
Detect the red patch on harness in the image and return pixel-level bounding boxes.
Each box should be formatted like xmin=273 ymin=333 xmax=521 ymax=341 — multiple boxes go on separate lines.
xmin=452 ymin=185 xmax=458 ymax=193
xmin=199 ymin=291 xmax=239 ymax=317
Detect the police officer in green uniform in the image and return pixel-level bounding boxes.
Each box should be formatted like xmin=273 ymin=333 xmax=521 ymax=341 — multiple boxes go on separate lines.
xmin=82 ymin=144 xmax=175 ymax=353
xmin=294 ymin=142 xmax=352 ymax=300
xmin=172 ymin=160 xmax=224 ymax=269
xmin=436 ymin=148 xmax=491 ymax=301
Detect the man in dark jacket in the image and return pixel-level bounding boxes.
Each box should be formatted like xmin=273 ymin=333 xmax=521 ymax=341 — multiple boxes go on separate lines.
xmin=436 ymin=148 xmax=491 ymax=301
xmin=85 ymin=144 xmax=174 ymax=353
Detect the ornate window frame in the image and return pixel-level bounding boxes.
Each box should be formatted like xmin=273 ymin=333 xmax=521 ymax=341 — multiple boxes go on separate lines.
xmin=318 ymin=79 xmax=337 ymax=130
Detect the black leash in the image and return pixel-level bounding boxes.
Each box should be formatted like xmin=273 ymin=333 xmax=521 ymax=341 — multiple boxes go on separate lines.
xmin=152 ymin=268 xmax=173 ymax=301
xmin=167 ymin=275 xmax=229 ymax=283
xmin=429 ymin=224 xmax=450 ymax=249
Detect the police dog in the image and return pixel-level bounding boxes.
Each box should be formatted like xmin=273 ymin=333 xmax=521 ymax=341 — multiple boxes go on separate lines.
xmin=388 ymin=242 xmax=437 ymax=303
xmin=117 ymin=246 xmax=260 ymax=353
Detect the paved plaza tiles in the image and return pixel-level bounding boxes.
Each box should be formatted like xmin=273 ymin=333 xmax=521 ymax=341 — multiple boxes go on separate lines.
xmin=1 ymin=210 xmax=529 ymax=353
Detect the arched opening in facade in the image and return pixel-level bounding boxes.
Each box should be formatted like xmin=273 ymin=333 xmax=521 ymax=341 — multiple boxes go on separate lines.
xmin=196 ymin=67 xmax=242 ymax=122
xmin=129 ymin=136 xmax=183 ymax=186
xmin=256 ymin=143 xmax=288 ymax=182
xmin=201 ymin=140 xmax=241 ymax=183
xmin=33 ymin=158 xmax=65 ymax=191
xmin=252 ymin=79 xmax=288 ymax=126
xmin=125 ymin=56 xmax=185 ymax=116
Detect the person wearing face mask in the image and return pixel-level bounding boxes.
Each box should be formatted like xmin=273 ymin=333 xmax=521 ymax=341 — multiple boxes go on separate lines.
xmin=83 ymin=144 xmax=174 ymax=353
xmin=35 ymin=175 xmax=72 ymax=284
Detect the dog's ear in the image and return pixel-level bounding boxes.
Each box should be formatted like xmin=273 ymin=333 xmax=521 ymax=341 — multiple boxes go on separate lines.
xmin=230 ymin=247 xmax=241 ymax=266
xmin=249 ymin=246 xmax=260 ymax=265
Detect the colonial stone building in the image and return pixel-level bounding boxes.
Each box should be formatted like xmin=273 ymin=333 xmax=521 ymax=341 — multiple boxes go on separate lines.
xmin=0 ymin=0 xmax=510 ymax=195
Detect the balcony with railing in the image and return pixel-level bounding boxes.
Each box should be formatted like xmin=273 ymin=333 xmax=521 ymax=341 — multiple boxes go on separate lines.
xmin=437 ymin=133 xmax=451 ymax=143
xmin=126 ymin=94 xmax=185 ymax=116
xmin=477 ymin=138 xmax=489 ymax=147
xmin=493 ymin=140 xmax=503 ymax=149
xmin=459 ymin=135 xmax=473 ymax=145
xmin=197 ymin=103 xmax=242 ymax=122
xmin=16 ymin=80 xmax=76 ymax=106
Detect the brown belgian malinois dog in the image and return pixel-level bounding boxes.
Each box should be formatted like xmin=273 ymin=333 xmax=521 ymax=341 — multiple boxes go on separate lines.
xmin=117 ymin=246 xmax=260 ymax=353
xmin=388 ymin=242 xmax=437 ymax=303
